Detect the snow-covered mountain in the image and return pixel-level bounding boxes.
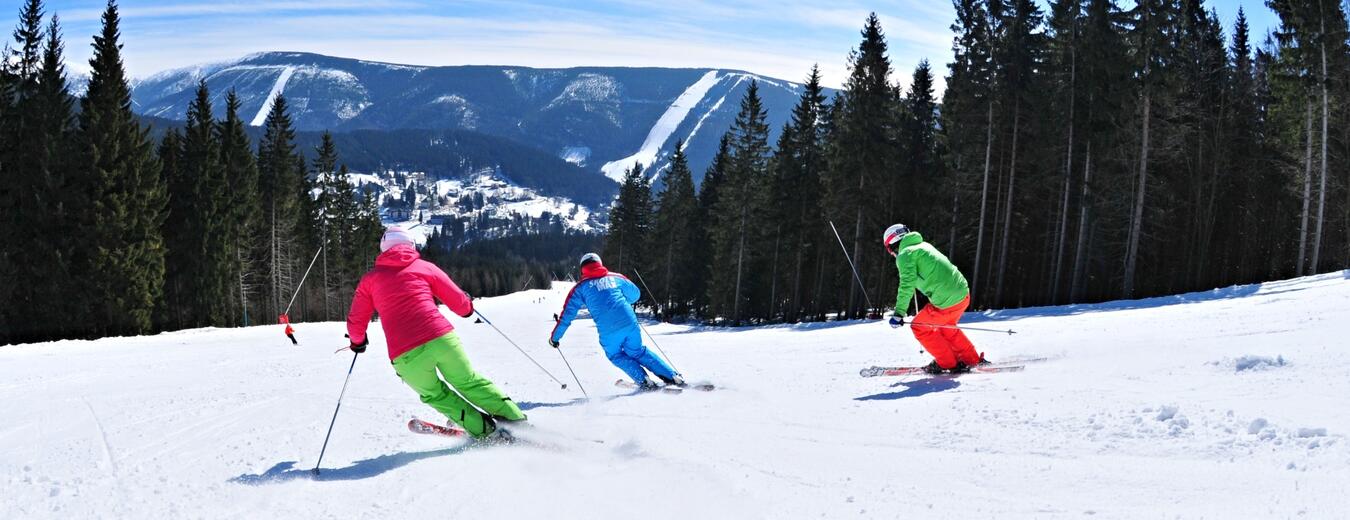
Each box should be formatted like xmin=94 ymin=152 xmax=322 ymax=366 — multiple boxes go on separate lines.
xmin=132 ymin=52 xmax=818 ymax=185
xmin=3 ymin=267 xmax=1348 ymax=518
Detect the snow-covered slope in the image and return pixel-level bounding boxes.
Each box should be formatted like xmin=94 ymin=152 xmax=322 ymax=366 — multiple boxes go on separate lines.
xmin=132 ymin=52 xmax=815 ymax=185
xmin=4 ymin=271 xmax=1349 ymax=518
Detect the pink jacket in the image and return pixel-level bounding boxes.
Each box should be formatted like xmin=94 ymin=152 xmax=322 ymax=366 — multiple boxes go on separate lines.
xmin=346 ymin=245 xmax=473 ymax=360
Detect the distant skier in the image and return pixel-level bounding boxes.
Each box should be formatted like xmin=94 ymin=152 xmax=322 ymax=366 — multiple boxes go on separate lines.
xmin=549 ymin=253 xmax=682 ymax=390
xmin=883 ymin=224 xmax=986 ymax=374
xmin=346 ymin=226 xmax=525 ymax=441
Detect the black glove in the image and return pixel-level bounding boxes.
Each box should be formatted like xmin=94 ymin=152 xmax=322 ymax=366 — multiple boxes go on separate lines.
xmin=549 ymin=339 xmax=560 ymax=349
xmin=350 ymin=337 xmax=369 ymax=354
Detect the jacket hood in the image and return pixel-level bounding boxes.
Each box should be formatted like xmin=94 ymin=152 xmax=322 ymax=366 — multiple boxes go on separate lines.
xmin=898 ymin=231 xmax=924 ymax=250
xmin=376 ymin=244 xmax=420 ymax=268
xmin=581 ymin=262 xmax=610 ymax=280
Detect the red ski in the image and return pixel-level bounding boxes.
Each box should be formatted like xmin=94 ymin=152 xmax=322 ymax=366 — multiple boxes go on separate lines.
xmin=859 ymin=364 xmax=1024 ymax=377
xmin=408 ymin=418 xmax=468 ymax=438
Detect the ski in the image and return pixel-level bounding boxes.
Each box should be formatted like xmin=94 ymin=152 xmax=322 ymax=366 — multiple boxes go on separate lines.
xmin=614 ymin=379 xmax=715 ymax=393
xmin=859 ymin=363 xmax=1025 ymax=378
xmin=408 ymin=417 xmax=468 ymax=438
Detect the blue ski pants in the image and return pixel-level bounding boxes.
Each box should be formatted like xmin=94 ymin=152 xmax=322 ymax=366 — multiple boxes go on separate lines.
xmin=602 ymin=328 xmax=676 ymax=383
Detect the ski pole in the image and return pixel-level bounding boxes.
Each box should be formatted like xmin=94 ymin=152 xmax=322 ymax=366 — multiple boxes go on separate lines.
xmin=473 ymin=309 xmax=570 ymax=390
xmin=280 ymin=247 xmax=324 ymax=345
xmin=911 ymin=322 xmax=1017 ymax=335
xmin=828 ymin=220 xmax=874 ymax=313
xmin=631 ymin=270 xmax=680 ymax=372
xmin=312 ymin=350 xmax=359 ymax=476
xmin=554 ymin=347 xmax=588 ymax=398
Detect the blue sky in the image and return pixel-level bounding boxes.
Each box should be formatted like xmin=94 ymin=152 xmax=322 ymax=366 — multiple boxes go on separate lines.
xmin=37 ymin=0 xmax=1282 ymax=90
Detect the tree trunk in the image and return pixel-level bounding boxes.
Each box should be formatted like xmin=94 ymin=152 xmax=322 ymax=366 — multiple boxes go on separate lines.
xmin=1124 ymin=95 xmax=1150 ymax=298
xmin=973 ymin=102 xmax=994 ymax=301
xmin=995 ymin=100 xmax=1020 ymax=304
xmin=1051 ymin=52 xmax=1076 ymax=305
xmin=1311 ymin=27 xmax=1329 ymax=274
xmin=849 ymin=206 xmax=864 ymax=318
xmin=767 ymin=223 xmax=781 ymax=321
xmin=1071 ymin=141 xmax=1093 ymax=301
xmin=732 ymin=206 xmax=746 ymax=324
xmin=1297 ymin=100 xmax=1313 ymax=276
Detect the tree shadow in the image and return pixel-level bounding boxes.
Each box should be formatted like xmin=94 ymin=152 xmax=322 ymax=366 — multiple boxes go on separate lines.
xmin=230 ymin=445 xmax=473 ymax=484
xmin=854 ymin=376 xmax=961 ymax=401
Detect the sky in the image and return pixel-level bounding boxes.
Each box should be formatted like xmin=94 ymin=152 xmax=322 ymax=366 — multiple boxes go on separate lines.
xmin=33 ymin=0 xmax=1283 ymax=91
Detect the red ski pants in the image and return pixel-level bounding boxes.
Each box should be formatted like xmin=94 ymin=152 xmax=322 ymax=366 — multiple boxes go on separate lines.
xmin=912 ymin=295 xmax=981 ymax=369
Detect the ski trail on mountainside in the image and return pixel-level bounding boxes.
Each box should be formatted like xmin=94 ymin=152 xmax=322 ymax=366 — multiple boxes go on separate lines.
xmin=250 ymin=66 xmax=296 ymax=126
xmin=601 ymin=70 xmax=721 ymax=182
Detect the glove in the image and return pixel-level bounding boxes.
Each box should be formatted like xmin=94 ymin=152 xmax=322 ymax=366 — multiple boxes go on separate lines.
xmin=889 ymin=315 xmax=906 ymax=329
xmin=549 ymin=339 xmax=560 ymax=349
xmin=350 ymin=337 xmax=369 ymax=354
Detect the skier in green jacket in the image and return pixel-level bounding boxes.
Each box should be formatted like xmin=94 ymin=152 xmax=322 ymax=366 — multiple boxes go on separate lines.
xmin=883 ymin=223 xmax=985 ymax=374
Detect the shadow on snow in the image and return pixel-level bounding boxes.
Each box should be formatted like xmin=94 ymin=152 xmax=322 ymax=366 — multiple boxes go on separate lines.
xmin=230 ymin=445 xmax=473 ymax=484
xmin=854 ymin=376 xmax=960 ymax=401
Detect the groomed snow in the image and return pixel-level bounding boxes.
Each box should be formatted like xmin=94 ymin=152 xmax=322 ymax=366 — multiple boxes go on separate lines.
xmin=600 ymin=70 xmax=721 ymax=182
xmin=250 ymin=66 xmax=297 ymax=127
xmin=3 ymin=271 xmax=1349 ymax=518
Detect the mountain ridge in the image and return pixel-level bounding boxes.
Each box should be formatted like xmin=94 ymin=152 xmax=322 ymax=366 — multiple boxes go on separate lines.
xmin=131 ymin=51 xmax=821 ymax=187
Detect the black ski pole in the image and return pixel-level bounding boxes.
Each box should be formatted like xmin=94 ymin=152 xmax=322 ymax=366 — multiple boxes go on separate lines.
xmin=473 ymin=309 xmax=570 ymax=390
xmin=912 ymin=322 xmax=1017 ymax=335
xmin=312 ymin=350 xmax=359 ymax=476
xmin=630 ymin=269 xmax=679 ymax=373
xmin=828 ymin=220 xmax=875 ymax=314
xmin=554 ymin=347 xmax=588 ymax=398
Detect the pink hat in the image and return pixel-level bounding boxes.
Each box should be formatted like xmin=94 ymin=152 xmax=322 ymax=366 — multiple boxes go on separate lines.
xmin=380 ymin=226 xmax=416 ymax=252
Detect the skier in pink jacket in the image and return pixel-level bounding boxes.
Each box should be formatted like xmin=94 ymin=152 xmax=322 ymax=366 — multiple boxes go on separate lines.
xmin=346 ymin=226 xmax=525 ymax=440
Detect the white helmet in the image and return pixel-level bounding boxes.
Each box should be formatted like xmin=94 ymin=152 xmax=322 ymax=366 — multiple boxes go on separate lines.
xmin=579 ymin=252 xmax=602 ymax=266
xmin=882 ymin=223 xmax=910 ymax=256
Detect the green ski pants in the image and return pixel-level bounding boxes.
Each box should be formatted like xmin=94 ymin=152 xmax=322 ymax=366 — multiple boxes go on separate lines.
xmin=392 ymin=332 xmax=525 ymax=437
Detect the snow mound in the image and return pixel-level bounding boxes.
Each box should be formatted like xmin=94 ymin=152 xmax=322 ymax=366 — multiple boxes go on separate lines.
xmin=1209 ymin=355 xmax=1288 ymax=372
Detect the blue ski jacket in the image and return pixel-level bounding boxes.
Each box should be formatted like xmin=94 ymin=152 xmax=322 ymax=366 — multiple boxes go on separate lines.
xmin=551 ymin=265 xmax=641 ymax=346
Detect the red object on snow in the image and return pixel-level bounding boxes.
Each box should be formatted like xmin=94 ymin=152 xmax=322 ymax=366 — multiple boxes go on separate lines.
xmin=910 ymin=295 xmax=981 ymax=369
xmin=279 ymin=313 xmax=297 ymax=345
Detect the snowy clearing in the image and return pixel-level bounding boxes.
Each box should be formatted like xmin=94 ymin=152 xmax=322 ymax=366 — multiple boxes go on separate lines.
xmin=2 ymin=271 xmax=1349 ymax=518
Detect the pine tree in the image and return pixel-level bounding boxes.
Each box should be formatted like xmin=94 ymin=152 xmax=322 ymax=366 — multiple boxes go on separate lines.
xmin=602 ymin=163 xmax=653 ymax=277
xmin=691 ymin=135 xmax=731 ymax=316
xmin=822 ymin=13 xmax=899 ymax=318
xmin=73 ymin=1 xmax=168 ymax=337
xmin=647 ymin=140 xmax=700 ymax=318
xmin=217 ymin=90 xmax=260 ymax=326
xmin=6 ymin=9 xmax=75 ymax=341
xmin=768 ymin=66 xmax=828 ymax=322
xmin=256 ymin=95 xmax=305 ymax=321
xmin=708 ymin=81 xmax=772 ymax=323
xmin=163 ymin=81 xmax=229 ymax=328
xmin=157 ymin=128 xmax=185 ymax=326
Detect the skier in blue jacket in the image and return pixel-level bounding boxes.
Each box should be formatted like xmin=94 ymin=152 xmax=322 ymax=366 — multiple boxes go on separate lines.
xmin=549 ymin=253 xmax=683 ymax=390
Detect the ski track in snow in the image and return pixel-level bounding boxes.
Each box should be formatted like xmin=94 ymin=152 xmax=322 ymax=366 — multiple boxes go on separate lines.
xmin=682 ymin=74 xmax=748 ymax=152
xmin=249 ymin=66 xmax=296 ymax=126
xmin=3 ymin=271 xmax=1350 ymax=518
xmin=600 ymin=70 xmax=720 ymax=182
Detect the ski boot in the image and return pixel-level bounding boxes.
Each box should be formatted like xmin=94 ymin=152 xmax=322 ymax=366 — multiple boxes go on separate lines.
xmin=657 ymin=374 xmax=687 ymax=387
xmin=921 ymin=361 xmax=945 ymax=375
xmin=977 ymin=352 xmax=992 ymax=366
xmin=638 ymin=379 xmax=662 ymax=392
xmin=949 ymin=361 xmax=972 ymax=374
xmin=474 ymin=414 xmax=516 ymax=445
